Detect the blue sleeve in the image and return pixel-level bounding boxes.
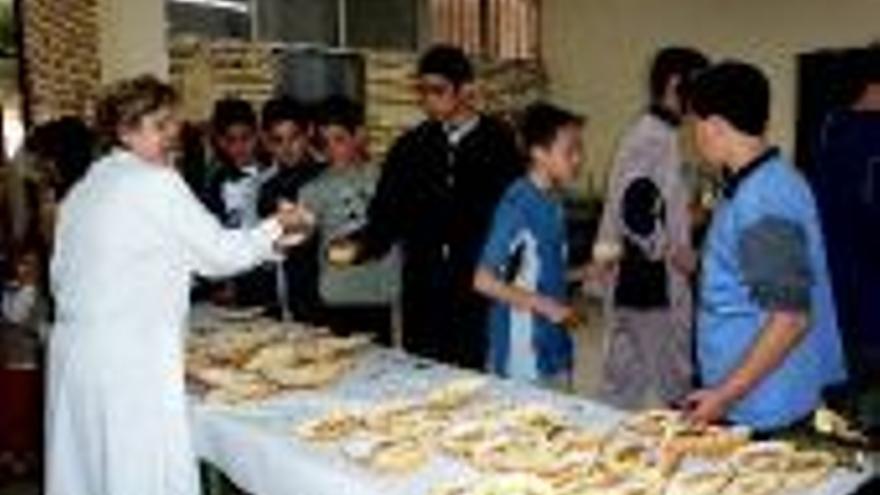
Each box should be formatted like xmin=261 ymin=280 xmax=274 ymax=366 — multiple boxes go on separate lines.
xmin=479 ymin=197 xmax=521 ymax=276
xmin=738 ymin=216 xmax=813 ymax=311
xmin=734 ymin=175 xmax=815 ymax=312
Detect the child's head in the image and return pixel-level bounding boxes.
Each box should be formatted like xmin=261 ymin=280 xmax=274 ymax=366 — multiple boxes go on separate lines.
xmin=211 ymin=97 xmax=257 ymax=168
xmin=416 ymin=44 xmax=475 ymax=122
xmin=649 ymin=47 xmax=709 ymax=116
xmin=521 ymin=102 xmax=585 ymax=187
xmin=317 ymin=95 xmax=366 ymax=167
xmin=261 ymin=96 xmax=312 ymax=168
xmin=95 ymin=74 xmax=180 ymax=165
xmin=688 ymin=61 xmax=770 ymax=168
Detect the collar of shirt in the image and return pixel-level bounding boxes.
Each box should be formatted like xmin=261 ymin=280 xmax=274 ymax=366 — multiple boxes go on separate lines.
xmin=444 ymin=115 xmax=481 ymax=146
xmin=648 ymin=104 xmax=682 ymax=128
xmin=722 ymin=146 xmax=780 ymax=199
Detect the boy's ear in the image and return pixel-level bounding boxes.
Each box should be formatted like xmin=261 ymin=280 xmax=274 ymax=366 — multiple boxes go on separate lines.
xmin=529 ymin=144 xmax=548 ymax=165
xmin=706 ymin=115 xmax=730 ymax=138
xmin=355 ymin=127 xmax=369 ymax=152
xmin=456 ymin=81 xmax=478 ymax=103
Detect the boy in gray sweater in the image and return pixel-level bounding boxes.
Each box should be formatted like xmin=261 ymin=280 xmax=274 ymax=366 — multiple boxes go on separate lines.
xmin=300 ymin=97 xmax=399 ymax=344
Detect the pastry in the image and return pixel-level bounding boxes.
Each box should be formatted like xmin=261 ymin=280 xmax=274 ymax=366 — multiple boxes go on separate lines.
xmin=472 ymin=435 xmax=559 ymax=473
xmin=604 ymin=440 xmax=654 ymax=478
xmin=261 ymin=358 xmax=352 ymax=389
xmin=295 ymin=410 xmax=362 ymax=442
xmin=622 ymin=409 xmax=684 ymax=438
xmin=467 ymin=473 xmax=557 ymax=495
xmin=665 ymin=468 xmax=734 ymax=495
xmin=549 ymin=428 xmax=605 ymax=455
xmin=363 ymin=399 xmax=423 ymax=432
xmin=785 ymin=450 xmax=835 ymax=491
xmin=440 ymin=420 xmax=496 ymax=459
xmin=503 ymin=404 xmax=568 ymax=435
xmin=369 ymin=438 xmax=429 ymax=474
xmin=425 ymin=377 xmax=487 ymax=410
xmin=730 ymin=441 xmax=795 ymax=473
xmin=720 ymin=473 xmax=781 ymax=495
xmin=243 ymin=343 xmax=297 ymax=372
xmin=663 ymin=425 xmax=751 ymax=459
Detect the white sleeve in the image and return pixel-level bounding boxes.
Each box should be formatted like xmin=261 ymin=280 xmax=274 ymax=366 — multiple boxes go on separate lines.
xmin=2 ymin=285 xmax=36 ymax=324
xmin=163 ymin=170 xmax=282 ymax=278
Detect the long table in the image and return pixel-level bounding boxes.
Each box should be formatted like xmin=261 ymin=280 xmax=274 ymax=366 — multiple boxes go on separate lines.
xmin=190 ymin=348 xmax=875 ymax=495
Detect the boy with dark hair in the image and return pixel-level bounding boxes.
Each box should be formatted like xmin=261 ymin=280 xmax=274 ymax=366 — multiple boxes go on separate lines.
xmin=203 ymin=97 xmax=274 ymax=307
xmin=327 ymin=44 xmax=522 ymax=369
xmin=649 ymin=47 xmax=712 ymax=107
xmin=257 ymin=96 xmax=325 ymax=217
xmin=685 ymin=62 xmax=847 ymax=431
xmin=205 ymin=97 xmax=262 ymax=227
xmin=300 ymin=96 xmax=399 ymax=344
xmin=474 ymin=102 xmax=583 ymax=386
xmin=594 ymin=46 xmax=709 ymax=409
xmin=257 ymin=95 xmax=326 ymax=320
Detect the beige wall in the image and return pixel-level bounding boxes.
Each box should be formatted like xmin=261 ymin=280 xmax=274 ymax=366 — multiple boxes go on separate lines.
xmin=98 ymin=0 xmax=168 ymax=83
xmin=542 ymin=0 xmax=880 ymax=193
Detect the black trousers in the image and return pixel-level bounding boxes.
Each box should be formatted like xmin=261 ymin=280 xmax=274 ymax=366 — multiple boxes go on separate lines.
xmin=401 ymin=288 xmax=488 ymax=371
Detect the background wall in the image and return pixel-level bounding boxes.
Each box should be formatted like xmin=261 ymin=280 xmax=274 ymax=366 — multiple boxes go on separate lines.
xmin=542 ymin=0 xmax=880 ymax=193
xmin=98 ymin=0 xmax=168 ymax=83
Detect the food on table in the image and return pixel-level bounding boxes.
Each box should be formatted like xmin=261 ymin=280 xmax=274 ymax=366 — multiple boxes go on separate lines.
xmin=665 ymin=467 xmax=734 ymax=495
xmin=425 ymin=376 xmax=488 ymax=410
xmin=662 ymin=424 xmax=751 ymax=459
xmin=730 ymin=441 xmax=795 ymax=473
xmin=472 ymin=434 xmax=559 ymax=473
xmin=369 ymin=437 xmax=430 ymax=474
xmin=501 ymin=404 xmax=569 ymax=436
xmin=719 ymin=472 xmax=781 ymax=495
xmin=447 ymin=473 xmax=557 ymax=495
xmin=783 ymin=450 xmax=836 ymax=491
xmin=440 ymin=419 xmax=498 ymax=459
xmin=261 ymin=357 xmax=354 ymax=389
xmin=186 ymin=320 xmax=371 ymax=404
xmin=548 ymin=427 xmax=605 ymax=456
xmin=295 ymin=409 xmax=362 ymax=442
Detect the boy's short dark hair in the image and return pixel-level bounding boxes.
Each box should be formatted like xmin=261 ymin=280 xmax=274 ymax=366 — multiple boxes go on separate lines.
xmin=317 ymin=95 xmax=364 ymax=134
xmin=211 ymin=97 xmax=257 ymax=134
xmin=520 ymin=102 xmax=584 ymax=151
xmin=417 ymin=44 xmax=474 ymax=87
xmin=689 ymin=61 xmax=770 ymax=137
xmin=261 ymin=95 xmax=310 ymax=131
xmin=649 ymin=47 xmax=709 ymax=104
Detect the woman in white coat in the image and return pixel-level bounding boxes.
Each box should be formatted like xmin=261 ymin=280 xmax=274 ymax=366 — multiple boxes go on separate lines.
xmin=45 ymin=75 xmax=309 ymax=495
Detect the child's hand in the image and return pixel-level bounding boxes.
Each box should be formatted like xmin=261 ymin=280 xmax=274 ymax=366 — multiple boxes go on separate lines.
xmin=275 ymin=201 xmax=315 ymax=233
xmin=531 ymin=295 xmax=574 ymax=325
xmin=274 ymin=201 xmax=315 ymax=248
xmin=582 ymin=261 xmax=617 ymax=291
xmin=327 ymin=238 xmax=360 ymax=267
xmin=667 ymin=244 xmax=698 ymax=275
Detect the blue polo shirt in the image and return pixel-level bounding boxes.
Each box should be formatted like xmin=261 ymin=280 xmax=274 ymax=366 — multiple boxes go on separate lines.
xmin=698 ymin=149 xmax=847 ymax=431
xmin=479 ymin=177 xmax=573 ymax=380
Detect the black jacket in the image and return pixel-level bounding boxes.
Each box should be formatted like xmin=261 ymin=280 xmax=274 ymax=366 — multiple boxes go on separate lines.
xmin=351 ymin=116 xmax=523 ymax=368
xmin=257 ymin=160 xmax=327 ymax=321
xmin=257 ymin=160 xmax=326 ymax=217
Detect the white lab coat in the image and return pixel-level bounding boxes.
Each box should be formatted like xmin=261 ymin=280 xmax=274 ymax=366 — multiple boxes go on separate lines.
xmin=46 ymin=149 xmax=282 ymax=495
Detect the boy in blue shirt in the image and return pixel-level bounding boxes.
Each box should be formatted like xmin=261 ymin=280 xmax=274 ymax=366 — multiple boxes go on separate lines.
xmin=685 ymin=62 xmax=847 ymax=431
xmin=474 ymin=102 xmax=583 ymax=387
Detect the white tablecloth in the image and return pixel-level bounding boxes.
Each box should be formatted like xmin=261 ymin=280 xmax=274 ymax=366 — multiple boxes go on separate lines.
xmin=190 ymin=348 xmax=875 ymax=495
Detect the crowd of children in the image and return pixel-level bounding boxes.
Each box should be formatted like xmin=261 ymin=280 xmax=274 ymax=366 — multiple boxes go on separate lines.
xmin=0 ymin=44 xmax=854 ymax=470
